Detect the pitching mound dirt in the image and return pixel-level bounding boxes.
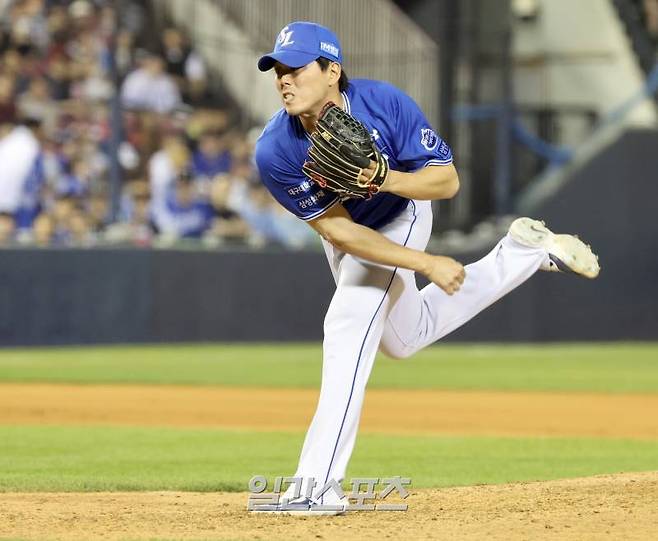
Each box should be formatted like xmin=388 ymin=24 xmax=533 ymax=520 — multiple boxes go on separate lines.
xmin=1 ymin=472 xmax=656 ymax=540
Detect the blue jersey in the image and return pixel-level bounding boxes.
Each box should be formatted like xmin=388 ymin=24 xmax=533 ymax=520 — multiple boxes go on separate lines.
xmin=254 ymin=79 xmax=452 ymax=230
xmin=192 ymin=149 xmax=232 ymax=178
xmin=158 ymin=192 xmax=214 ymax=238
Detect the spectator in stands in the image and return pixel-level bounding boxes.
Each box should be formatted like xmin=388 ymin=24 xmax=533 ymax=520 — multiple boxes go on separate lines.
xmin=82 ymin=184 xmax=109 ymax=240
xmin=20 ymin=0 xmax=48 ymax=50
xmin=148 ymin=133 xmax=190 ymax=222
xmin=0 ymin=0 xmax=285 ymax=250
xmin=191 ymin=129 xmax=232 ymax=182
xmin=56 ymin=158 xmax=91 ymax=199
xmin=237 ymin=184 xmax=282 ymax=247
xmin=155 ymin=173 xmax=214 ymax=240
xmin=270 ymin=202 xmax=319 ymax=250
xmin=0 ymin=117 xmax=42 ymax=221
xmin=67 ymin=207 xmax=92 ymax=245
xmin=115 ymin=0 xmax=146 ymax=36
xmin=159 ymin=27 xmax=207 ymax=105
xmin=0 ymin=74 xmax=16 ymax=124
xmin=17 ymin=76 xmax=57 ymax=132
xmin=105 ymin=179 xmax=153 ymax=245
xmin=185 ymin=107 xmax=230 ymax=142
xmin=4 ymin=3 xmax=43 ymax=57
xmin=114 ymin=29 xmax=136 ymax=81
xmin=45 ymin=55 xmax=71 ymax=101
xmin=0 ymin=212 xmax=16 ymax=246
xmin=1 ymin=49 xmax=30 ymax=94
xmin=131 ymin=180 xmax=154 ymax=243
xmin=121 ymin=51 xmax=182 ymax=114
xmin=34 ymin=176 xmax=95 ymax=247
xmin=45 ymin=4 xmax=71 ymax=55
xmin=238 ymin=183 xmax=317 ymax=249
xmin=123 ymin=179 xmax=153 ymax=245
xmin=31 ymin=212 xmax=53 ymax=246
xmin=13 ymin=135 xmax=45 ymax=234
xmin=74 ymin=62 xmax=113 ymax=103
xmin=70 ymin=24 xmax=111 ymax=75
xmin=67 ymin=0 xmax=96 ymax=33
xmin=225 ymin=159 xmax=316 ymax=249
xmin=229 ymin=132 xmax=253 ymax=163
xmin=48 ymin=190 xmax=76 ymax=245
xmin=643 ymin=0 xmax=658 ymax=41
xmin=204 ymin=174 xmax=251 ymax=245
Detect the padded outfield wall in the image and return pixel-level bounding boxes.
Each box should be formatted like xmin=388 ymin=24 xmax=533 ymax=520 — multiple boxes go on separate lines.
xmin=1 ymin=130 xmax=656 ymax=345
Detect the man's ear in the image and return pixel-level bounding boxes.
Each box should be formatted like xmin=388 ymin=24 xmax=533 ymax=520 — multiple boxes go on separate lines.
xmin=330 ymin=62 xmax=342 ymax=86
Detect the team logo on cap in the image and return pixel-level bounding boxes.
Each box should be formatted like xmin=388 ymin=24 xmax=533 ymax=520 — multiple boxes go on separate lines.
xmin=420 ymin=128 xmax=438 ymax=151
xmin=277 ymin=26 xmax=295 ymax=47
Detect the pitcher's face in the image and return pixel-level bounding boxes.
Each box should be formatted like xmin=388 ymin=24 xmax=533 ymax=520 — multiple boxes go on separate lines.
xmin=274 ymin=60 xmax=334 ymax=117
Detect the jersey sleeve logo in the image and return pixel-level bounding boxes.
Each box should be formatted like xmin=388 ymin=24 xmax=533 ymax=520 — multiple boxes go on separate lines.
xmin=420 ymin=128 xmax=439 ymax=151
xmin=286 ymin=179 xmax=313 ymax=196
xmin=437 ymin=140 xmax=451 ymax=160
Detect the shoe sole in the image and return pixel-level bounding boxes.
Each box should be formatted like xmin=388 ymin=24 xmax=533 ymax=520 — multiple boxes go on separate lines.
xmin=250 ymin=507 xmax=346 ymax=516
xmin=282 ymin=508 xmax=346 ymax=516
xmin=509 ymin=218 xmax=600 ymax=279
xmin=249 ymin=499 xmax=347 ymax=516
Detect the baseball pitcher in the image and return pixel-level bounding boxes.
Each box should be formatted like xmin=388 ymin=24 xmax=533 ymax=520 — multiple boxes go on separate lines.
xmin=253 ymin=21 xmax=599 ymax=515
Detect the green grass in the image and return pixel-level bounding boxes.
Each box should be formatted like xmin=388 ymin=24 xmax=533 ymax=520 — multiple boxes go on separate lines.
xmin=1 ymin=425 xmax=657 ymax=492
xmin=0 ymin=343 xmax=656 ymax=392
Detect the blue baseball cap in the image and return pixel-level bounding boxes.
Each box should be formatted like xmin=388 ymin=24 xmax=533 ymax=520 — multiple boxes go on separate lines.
xmin=258 ymin=21 xmax=342 ymax=72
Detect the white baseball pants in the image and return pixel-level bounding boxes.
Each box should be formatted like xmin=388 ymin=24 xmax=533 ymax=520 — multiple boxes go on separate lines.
xmin=292 ymin=199 xmax=548 ymax=503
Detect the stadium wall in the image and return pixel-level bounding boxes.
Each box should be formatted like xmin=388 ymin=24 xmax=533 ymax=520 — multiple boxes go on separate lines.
xmin=1 ymin=130 xmax=656 ymax=346
xmin=0 ymin=249 xmax=333 ymax=346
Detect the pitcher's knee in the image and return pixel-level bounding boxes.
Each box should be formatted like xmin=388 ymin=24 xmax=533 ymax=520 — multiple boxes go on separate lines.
xmin=378 ymin=342 xmax=414 ymax=360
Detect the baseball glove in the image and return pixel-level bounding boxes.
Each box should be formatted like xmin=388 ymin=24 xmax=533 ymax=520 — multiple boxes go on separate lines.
xmin=302 ymin=102 xmax=389 ymax=199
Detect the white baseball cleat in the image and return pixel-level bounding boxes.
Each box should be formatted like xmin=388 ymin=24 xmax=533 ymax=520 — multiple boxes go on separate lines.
xmin=508 ymin=217 xmax=600 ymax=279
xmin=250 ymin=496 xmax=347 ymax=516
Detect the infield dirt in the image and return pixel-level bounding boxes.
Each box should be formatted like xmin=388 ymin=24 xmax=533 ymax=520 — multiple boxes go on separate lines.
xmin=1 ymin=383 xmax=657 ymax=540
xmin=1 ymin=383 xmax=658 ymax=437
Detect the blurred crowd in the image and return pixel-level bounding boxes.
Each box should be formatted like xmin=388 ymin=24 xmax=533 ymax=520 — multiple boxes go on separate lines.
xmin=0 ymin=0 xmax=316 ymax=249
xmin=640 ymin=0 xmax=658 ymax=43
